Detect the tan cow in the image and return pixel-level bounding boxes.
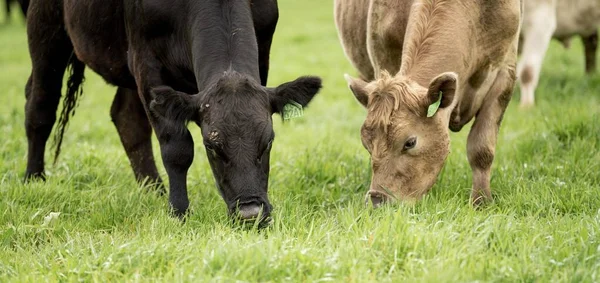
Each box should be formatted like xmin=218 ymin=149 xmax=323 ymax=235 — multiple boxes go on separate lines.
xmin=518 ymin=0 xmax=600 ymax=107
xmin=335 ymin=0 xmax=522 ymax=206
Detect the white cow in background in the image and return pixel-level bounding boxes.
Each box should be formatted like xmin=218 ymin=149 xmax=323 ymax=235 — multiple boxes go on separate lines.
xmin=517 ymin=0 xmax=600 ymax=107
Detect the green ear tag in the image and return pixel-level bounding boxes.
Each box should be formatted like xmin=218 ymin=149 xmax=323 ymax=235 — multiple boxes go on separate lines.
xmin=282 ymin=101 xmax=304 ymax=120
xmin=427 ymin=92 xmax=442 ymax=118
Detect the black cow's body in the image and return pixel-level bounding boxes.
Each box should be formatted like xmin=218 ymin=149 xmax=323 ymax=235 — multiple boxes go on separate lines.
xmin=24 ymin=0 xmax=322 ymax=222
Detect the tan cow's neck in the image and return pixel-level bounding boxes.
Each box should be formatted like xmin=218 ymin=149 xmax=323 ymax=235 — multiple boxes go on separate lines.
xmin=398 ymin=0 xmax=472 ymax=88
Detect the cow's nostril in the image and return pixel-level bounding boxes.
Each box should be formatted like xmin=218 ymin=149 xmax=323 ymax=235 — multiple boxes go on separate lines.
xmin=238 ymin=203 xmax=263 ymax=220
xmin=369 ymin=192 xmax=386 ymax=208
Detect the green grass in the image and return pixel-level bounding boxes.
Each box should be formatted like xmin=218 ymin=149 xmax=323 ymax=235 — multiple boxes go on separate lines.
xmin=1 ymin=1 xmax=600 ymax=282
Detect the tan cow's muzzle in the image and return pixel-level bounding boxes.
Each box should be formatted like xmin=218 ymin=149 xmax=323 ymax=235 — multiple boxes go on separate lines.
xmin=366 ymin=190 xmax=392 ymax=208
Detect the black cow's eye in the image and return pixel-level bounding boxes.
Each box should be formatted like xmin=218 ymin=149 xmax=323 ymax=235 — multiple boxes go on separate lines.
xmin=205 ymin=144 xmax=217 ymax=155
xmin=257 ymin=139 xmax=274 ymax=163
xmin=404 ymin=137 xmax=417 ymax=150
xmin=264 ymin=138 xmax=274 ymax=153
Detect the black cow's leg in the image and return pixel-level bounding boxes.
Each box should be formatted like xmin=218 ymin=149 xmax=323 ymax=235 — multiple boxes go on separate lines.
xmin=110 ymin=87 xmax=164 ymax=193
xmin=252 ymin=0 xmax=278 ymax=86
xmin=130 ymin=55 xmax=194 ymax=217
xmin=157 ymin=121 xmax=194 ymax=217
xmin=583 ymin=31 xmax=598 ymax=74
xmin=17 ymin=0 xmax=27 ymax=17
xmin=5 ymin=0 xmax=11 ymax=22
xmin=24 ymin=1 xmax=73 ymax=181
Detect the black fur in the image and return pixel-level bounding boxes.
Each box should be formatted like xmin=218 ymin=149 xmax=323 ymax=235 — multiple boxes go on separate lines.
xmin=52 ymin=55 xmax=85 ymax=164
xmin=269 ymin=76 xmax=322 ymax=114
xmin=24 ymin=0 xmax=322 ymax=222
xmin=149 ymin=86 xmax=199 ymax=134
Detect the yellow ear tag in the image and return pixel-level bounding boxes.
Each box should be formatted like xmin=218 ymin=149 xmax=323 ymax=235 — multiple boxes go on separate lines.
xmin=427 ymin=92 xmax=442 ymax=118
xmin=282 ymin=101 xmax=304 ymax=120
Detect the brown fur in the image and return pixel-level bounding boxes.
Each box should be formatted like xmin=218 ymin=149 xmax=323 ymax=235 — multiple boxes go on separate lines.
xmin=334 ymin=0 xmax=375 ymax=80
xmin=335 ymin=0 xmax=414 ymax=80
xmin=400 ymin=0 xmax=458 ymax=79
xmin=470 ymin=147 xmax=494 ymax=170
xmin=365 ymin=72 xmax=425 ymax=132
xmin=336 ymin=0 xmax=521 ymax=205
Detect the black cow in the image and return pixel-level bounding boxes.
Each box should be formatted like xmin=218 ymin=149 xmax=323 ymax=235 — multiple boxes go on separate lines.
xmin=4 ymin=0 xmax=28 ymax=20
xmin=24 ymin=0 xmax=322 ymax=223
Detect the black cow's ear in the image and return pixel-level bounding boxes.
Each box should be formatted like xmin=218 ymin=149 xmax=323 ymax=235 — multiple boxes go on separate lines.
xmin=269 ymin=76 xmax=322 ymax=114
xmin=150 ymin=86 xmax=200 ymax=129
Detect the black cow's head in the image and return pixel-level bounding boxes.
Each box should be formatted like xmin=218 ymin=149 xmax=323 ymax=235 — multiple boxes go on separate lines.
xmin=149 ymin=71 xmax=321 ymax=223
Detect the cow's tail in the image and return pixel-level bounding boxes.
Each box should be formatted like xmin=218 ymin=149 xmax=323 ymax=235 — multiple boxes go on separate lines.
xmin=52 ymin=54 xmax=86 ymax=164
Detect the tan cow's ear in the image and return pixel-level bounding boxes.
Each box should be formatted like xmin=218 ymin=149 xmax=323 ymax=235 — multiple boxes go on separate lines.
xmin=344 ymin=74 xmax=369 ymax=108
xmin=427 ymin=72 xmax=458 ymax=109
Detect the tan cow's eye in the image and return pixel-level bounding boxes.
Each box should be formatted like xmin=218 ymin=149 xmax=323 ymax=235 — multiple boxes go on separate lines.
xmin=404 ymin=137 xmax=417 ymax=150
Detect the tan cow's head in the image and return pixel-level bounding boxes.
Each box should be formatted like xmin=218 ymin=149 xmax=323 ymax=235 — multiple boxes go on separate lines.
xmin=345 ymin=71 xmax=458 ymax=207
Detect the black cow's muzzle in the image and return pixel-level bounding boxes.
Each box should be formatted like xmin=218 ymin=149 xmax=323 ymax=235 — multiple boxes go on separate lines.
xmin=228 ymin=197 xmax=272 ymax=223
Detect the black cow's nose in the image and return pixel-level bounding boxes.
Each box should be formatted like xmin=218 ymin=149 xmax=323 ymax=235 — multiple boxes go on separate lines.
xmin=238 ymin=203 xmax=263 ymax=220
xmin=368 ymin=191 xmax=387 ymax=208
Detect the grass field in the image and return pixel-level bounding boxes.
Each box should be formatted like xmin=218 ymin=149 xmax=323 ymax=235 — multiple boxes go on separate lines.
xmin=1 ymin=1 xmax=600 ymax=282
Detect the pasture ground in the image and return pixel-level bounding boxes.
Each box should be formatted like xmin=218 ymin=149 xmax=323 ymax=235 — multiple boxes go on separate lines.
xmin=1 ymin=1 xmax=600 ymax=282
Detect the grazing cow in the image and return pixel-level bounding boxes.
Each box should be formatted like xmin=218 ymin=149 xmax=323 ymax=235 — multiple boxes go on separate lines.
xmin=335 ymin=0 xmax=521 ymax=206
xmin=518 ymin=0 xmax=600 ymax=107
xmin=4 ymin=0 xmax=28 ymax=20
xmin=24 ymin=0 xmax=322 ymax=223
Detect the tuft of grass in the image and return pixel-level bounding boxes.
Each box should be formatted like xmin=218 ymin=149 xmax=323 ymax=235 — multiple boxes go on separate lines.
xmin=1 ymin=0 xmax=600 ymax=281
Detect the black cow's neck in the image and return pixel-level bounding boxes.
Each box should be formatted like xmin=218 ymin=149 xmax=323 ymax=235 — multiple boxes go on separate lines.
xmin=189 ymin=0 xmax=260 ymax=90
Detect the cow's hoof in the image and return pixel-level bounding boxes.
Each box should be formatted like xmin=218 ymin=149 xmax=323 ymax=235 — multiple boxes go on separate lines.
xmin=146 ymin=182 xmax=166 ymax=196
xmin=170 ymin=210 xmax=189 ymax=222
xmin=170 ymin=201 xmax=190 ymax=221
xmin=155 ymin=185 xmax=167 ymax=196
xmin=24 ymin=172 xmax=46 ymax=183
xmin=519 ymin=101 xmax=534 ymax=109
xmin=471 ymin=194 xmax=493 ymax=208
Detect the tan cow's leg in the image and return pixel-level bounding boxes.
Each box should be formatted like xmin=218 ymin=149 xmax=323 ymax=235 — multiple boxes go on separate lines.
xmin=467 ymin=68 xmax=515 ymax=206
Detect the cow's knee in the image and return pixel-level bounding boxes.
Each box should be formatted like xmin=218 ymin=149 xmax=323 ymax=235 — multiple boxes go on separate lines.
xmin=468 ymin=147 xmax=494 ymax=171
xmin=157 ymin=126 xmax=194 ymax=173
xmin=520 ymin=65 xmax=534 ymax=86
xmin=519 ymin=64 xmax=538 ymax=107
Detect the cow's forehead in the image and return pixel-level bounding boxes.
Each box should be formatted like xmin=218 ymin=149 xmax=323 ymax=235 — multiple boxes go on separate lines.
xmin=203 ymin=84 xmax=269 ymax=108
xmin=201 ymin=105 xmax=272 ymax=136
